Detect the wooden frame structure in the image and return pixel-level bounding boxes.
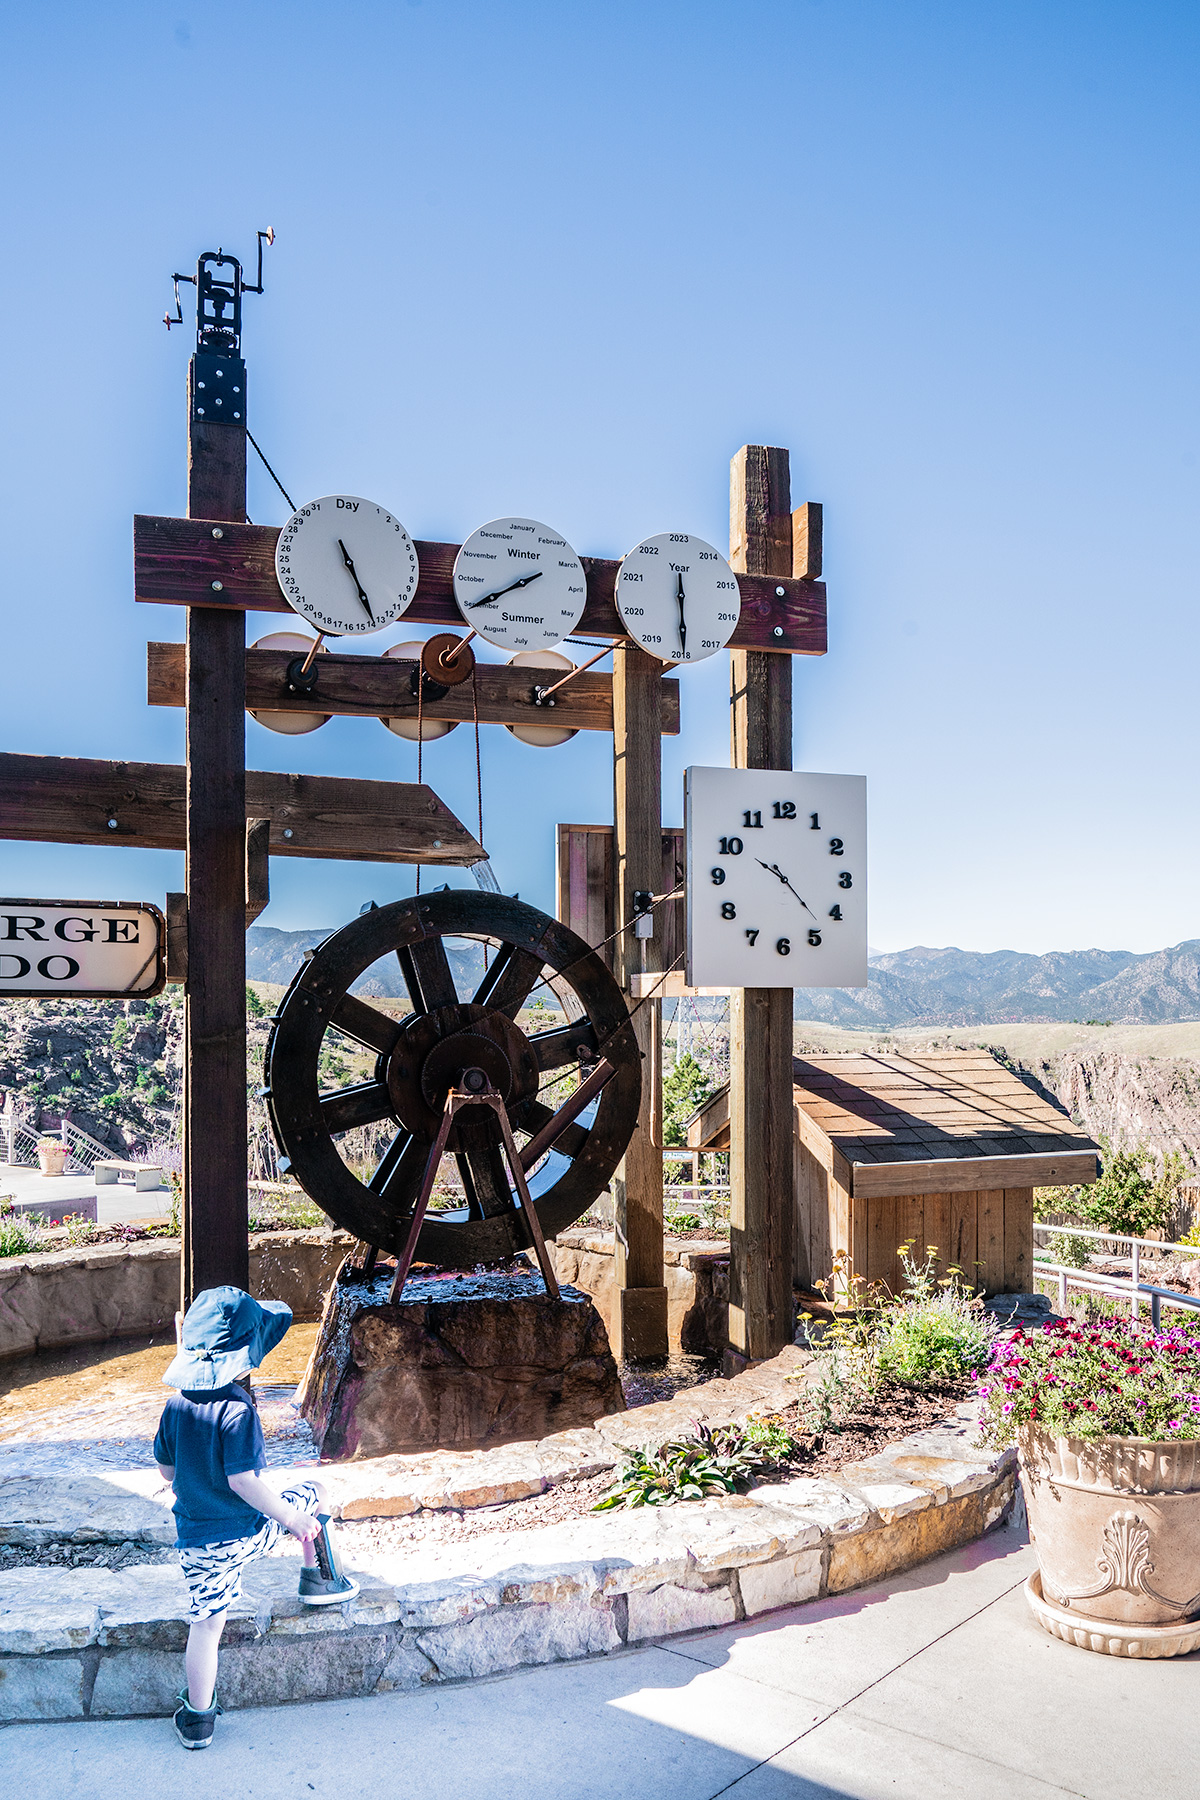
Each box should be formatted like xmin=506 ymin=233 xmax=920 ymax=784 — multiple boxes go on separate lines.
xmin=688 ymin=1050 xmax=1100 ymax=1297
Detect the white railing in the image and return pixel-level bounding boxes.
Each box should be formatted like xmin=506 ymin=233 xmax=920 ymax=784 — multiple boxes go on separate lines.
xmin=1032 ymin=1219 xmax=1200 ymax=1328
xmin=1 ymin=1110 xmax=118 ymax=1174
xmin=58 ymin=1118 xmax=119 ymax=1172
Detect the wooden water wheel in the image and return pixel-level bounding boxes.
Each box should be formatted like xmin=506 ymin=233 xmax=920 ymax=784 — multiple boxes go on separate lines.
xmin=263 ymin=891 xmax=641 ymax=1266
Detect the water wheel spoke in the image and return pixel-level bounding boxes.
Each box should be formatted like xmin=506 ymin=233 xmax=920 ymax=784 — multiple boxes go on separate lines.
xmin=458 ymin=1119 xmax=517 ymax=1218
xmin=472 ymin=943 xmax=545 ymax=1018
xmin=407 ymin=936 xmax=459 ymax=1011
xmin=529 ymin=1017 xmax=598 ymax=1072
xmin=331 ymin=994 xmax=403 ymax=1057
xmin=319 ymin=1082 xmax=394 ymax=1134
xmin=370 ymin=1129 xmax=427 ymax=1204
xmin=520 ymin=1099 xmax=588 ymax=1163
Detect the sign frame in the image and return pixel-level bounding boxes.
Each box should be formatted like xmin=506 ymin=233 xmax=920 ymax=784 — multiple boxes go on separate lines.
xmin=0 ymin=899 xmax=167 ymax=999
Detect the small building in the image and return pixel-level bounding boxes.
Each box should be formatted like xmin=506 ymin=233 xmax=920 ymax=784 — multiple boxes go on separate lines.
xmin=687 ymin=1050 xmax=1100 ymax=1297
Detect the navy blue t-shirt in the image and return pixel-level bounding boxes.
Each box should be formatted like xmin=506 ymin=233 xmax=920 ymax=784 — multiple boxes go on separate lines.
xmin=153 ymin=1384 xmax=267 ymax=1547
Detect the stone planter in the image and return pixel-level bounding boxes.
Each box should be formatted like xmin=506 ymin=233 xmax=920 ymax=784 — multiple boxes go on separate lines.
xmin=35 ymin=1144 xmax=67 ymax=1177
xmin=1020 ymin=1429 xmax=1200 ymax=1654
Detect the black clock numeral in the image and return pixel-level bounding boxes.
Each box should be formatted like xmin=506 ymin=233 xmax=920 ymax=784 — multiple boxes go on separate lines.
xmin=828 ymin=904 xmax=843 ymax=920
xmin=721 ymin=902 xmax=737 ymax=920
xmin=828 ymin=838 xmax=844 ymax=855
xmin=718 ymin=836 xmax=743 ymax=855
xmin=808 ymin=929 xmax=822 ymax=947
xmin=810 ymin=812 xmax=820 ymax=829
xmin=776 ymin=936 xmax=791 ymax=956
xmin=838 ymin=871 xmax=853 ymax=889
xmin=710 ymin=867 xmax=726 ymax=886
xmin=772 ymin=801 xmax=796 ymax=819
xmin=745 ymin=929 xmax=759 ymax=945
xmin=742 ymin=810 xmax=763 ymax=829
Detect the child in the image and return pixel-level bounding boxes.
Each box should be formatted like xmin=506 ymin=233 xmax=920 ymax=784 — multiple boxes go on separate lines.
xmin=154 ymin=1285 xmax=359 ymax=1750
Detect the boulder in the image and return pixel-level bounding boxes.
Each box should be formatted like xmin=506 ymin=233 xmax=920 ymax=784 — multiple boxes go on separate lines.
xmin=297 ymin=1263 xmax=625 ymax=1460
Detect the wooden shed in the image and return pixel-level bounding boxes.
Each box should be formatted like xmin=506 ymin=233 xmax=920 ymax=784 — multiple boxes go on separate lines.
xmin=687 ymin=1050 xmax=1100 ymax=1298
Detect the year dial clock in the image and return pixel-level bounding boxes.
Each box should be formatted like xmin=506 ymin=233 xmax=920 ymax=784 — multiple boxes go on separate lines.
xmin=685 ymin=767 xmax=867 ymax=989
xmin=616 ymin=533 xmax=740 ymax=663
xmin=275 ymin=496 xmax=419 ymax=635
xmin=452 ymin=517 xmax=586 ymax=652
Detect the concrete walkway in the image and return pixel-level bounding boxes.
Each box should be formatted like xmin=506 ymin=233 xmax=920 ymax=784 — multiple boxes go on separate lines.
xmin=0 ymin=1162 xmax=170 ymax=1225
xmin=5 ymin=1520 xmax=1198 ymax=1799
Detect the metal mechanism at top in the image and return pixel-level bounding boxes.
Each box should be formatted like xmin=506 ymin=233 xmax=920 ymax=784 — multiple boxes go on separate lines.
xmin=164 ymin=229 xmax=274 ymax=424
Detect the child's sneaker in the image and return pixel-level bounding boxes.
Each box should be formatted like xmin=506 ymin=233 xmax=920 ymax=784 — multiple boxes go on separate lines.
xmin=298 ymin=1567 xmax=360 ymax=1606
xmin=173 ymin=1690 xmax=222 ymax=1749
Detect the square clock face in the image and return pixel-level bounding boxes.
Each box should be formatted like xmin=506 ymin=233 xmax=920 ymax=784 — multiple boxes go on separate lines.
xmin=685 ymin=767 xmax=868 ymax=990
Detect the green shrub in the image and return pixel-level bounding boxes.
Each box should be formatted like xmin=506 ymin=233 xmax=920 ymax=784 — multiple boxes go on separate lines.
xmin=594 ymin=1420 xmax=796 ymax=1510
xmin=1077 ymin=1141 xmax=1188 ymax=1240
xmin=1048 ymin=1230 xmax=1091 ymax=1269
xmin=661 ymin=1054 xmax=712 ymax=1147
xmin=0 ymin=1214 xmax=43 ymax=1257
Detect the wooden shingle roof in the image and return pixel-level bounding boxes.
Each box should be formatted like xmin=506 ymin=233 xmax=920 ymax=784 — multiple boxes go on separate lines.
xmin=687 ymin=1049 xmax=1099 ymax=1197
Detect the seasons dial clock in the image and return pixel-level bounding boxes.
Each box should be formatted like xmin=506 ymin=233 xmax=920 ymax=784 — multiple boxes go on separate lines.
xmin=685 ymin=767 xmax=867 ymax=989
xmin=616 ymin=533 xmax=740 ymax=663
xmin=275 ymin=496 xmax=420 ymax=635
xmin=452 ymin=517 xmax=586 ymax=652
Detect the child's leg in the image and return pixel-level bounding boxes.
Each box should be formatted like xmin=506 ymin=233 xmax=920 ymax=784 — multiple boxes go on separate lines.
xmin=185 ymin=1611 xmax=226 ymax=1712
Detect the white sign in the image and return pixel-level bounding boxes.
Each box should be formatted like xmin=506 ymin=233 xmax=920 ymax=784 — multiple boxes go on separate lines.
xmin=685 ymin=768 xmax=868 ymax=989
xmin=0 ymin=900 xmax=166 ymax=997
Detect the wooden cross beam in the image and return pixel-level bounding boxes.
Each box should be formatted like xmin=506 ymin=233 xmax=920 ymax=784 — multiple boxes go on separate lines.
xmin=133 ymin=516 xmax=827 ymax=657
xmin=145 ymin=642 xmax=682 ymax=735
xmin=0 ymin=751 xmax=484 ymax=865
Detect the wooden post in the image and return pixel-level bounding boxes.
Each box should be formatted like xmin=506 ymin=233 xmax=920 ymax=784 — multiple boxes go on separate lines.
xmin=182 ymin=367 xmax=249 ymax=1304
xmin=611 ymin=642 xmax=668 ymax=1359
xmin=728 ymin=445 xmax=795 ymax=1361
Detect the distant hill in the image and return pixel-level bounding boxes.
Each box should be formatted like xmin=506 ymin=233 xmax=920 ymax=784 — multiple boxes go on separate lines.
xmin=793 ymin=941 xmax=1200 ymax=1028
xmin=249 ymin=927 xmax=1200 ymax=1027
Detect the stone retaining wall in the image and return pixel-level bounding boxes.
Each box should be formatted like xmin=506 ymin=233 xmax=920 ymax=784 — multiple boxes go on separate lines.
xmin=0 ymin=1230 xmax=353 ymax=1360
xmin=549 ymin=1230 xmax=729 ymax=1356
xmin=0 ymin=1345 xmax=1016 ymax=1722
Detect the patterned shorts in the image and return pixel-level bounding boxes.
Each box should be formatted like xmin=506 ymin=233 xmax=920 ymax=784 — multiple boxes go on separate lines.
xmin=177 ymin=1482 xmax=322 ymax=1619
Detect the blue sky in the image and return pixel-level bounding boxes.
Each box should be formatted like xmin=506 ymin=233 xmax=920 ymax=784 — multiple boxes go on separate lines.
xmin=1 ymin=1 xmax=1197 ymax=954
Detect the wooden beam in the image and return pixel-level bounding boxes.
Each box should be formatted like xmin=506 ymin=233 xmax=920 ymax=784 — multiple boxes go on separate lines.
xmin=184 ymin=366 xmax=249 ymax=1303
xmin=611 ymin=642 xmax=667 ymax=1359
xmin=792 ymin=502 xmax=823 ymax=580
xmin=147 ymin=641 xmax=681 ymax=736
xmin=728 ymin=445 xmax=797 ymax=1364
xmin=850 ymin=1151 xmax=1100 ymax=1199
xmin=0 ymin=752 xmax=484 ymax=865
xmin=245 ymin=818 xmax=270 ymax=926
xmin=133 ymin=515 xmax=828 ymax=657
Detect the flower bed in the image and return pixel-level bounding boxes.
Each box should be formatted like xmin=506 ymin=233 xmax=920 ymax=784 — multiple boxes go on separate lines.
xmin=978 ymin=1317 xmax=1200 ymax=1444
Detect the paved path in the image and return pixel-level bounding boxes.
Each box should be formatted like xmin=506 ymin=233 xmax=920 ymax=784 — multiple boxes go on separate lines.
xmin=0 ymin=1162 xmax=169 ymax=1224
xmin=5 ymin=1522 xmax=1197 ymax=1799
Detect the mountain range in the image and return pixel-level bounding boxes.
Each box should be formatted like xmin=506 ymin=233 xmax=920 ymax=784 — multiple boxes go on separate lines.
xmin=246 ymin=929 xmax=1200 ymax=1027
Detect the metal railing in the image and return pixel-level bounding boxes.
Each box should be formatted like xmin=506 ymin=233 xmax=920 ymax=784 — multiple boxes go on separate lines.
xmin=1032 ymin=1219 xmax=1200 ymax=1327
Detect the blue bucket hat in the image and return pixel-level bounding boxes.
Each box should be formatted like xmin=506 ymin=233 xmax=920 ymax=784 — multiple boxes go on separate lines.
xmin=163 ymin=1287 xmax=293 ymax=1391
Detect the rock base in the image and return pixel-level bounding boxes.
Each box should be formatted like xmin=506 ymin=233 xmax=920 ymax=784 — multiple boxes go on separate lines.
xmin=297 ymin=1263 xmax=626 ymax=1460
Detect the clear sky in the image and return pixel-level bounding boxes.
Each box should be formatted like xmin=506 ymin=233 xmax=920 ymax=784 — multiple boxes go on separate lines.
xmin=1 ymin=1 xmax=1197 ymax=954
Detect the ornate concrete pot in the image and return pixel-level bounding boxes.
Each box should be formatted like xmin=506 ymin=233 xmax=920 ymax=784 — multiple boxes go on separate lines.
xmin=36 ymin=1142 xmax=68 ymax=1176
xmin=1020 ymin=1430 xmax=1200 ymax=1651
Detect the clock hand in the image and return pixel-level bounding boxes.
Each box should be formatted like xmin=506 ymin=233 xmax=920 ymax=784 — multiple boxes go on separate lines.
xmin=466 ymin=570 xmax=545 ymax=609
xmin=756 ymin=859 xmax=818 ymax=919
xmin=337 ymin=538 xmax=375 ymax=623
xmin=675 ymin=570 xmax=687 ymax=658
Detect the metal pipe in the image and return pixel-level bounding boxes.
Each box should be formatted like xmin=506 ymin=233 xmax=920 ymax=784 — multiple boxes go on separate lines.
xmin=534 ymin=642 xmax=617 ymax=702
xmin=442 ymin=628 xmax=477 ymax=665
xmin=299 ymin=632 xmax=326 ymax=675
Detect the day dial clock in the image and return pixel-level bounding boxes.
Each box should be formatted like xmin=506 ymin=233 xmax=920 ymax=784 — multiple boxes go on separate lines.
xmin=452 ymin=517 xmax=586 ymax=652
xmin=616 ymin=533 xmax=740 ymax=663
xmin=275 ymin=496 xmax=419 ymax=635
xmin=685 ymin=767 xmax=867 ymax=989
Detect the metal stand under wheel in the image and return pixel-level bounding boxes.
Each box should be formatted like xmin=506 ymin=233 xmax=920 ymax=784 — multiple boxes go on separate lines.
xmin=262 ymin=891 xmax=642 ymax=1286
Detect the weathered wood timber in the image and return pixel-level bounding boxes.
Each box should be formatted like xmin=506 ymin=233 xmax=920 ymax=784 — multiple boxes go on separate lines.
xmin=133 ymin=515 xmax=827 ymax=657
xmin=728 ymin=445 xmax=796 ymax=1362
xmin=146 ymin=641 xmax=681 ymax=736
xmin=610 ymin=644 xmax=668 ymax=1359
xmin=0 ymin=752 xmax=483 ymax=865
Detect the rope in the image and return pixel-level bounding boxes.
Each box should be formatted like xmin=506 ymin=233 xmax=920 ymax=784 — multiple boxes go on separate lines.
xmin=246 ymin=432 xmax=296 ymax=512
xmin=415 ymin=661 xmax=425 ymax=897
xmin=472 ymin=666 xmax=484 ymax=853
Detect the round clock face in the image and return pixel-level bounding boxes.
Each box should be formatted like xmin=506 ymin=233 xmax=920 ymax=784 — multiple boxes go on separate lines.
xmin=452 ymin=517 xmax=586 ymax=652
xmin=616 ymin=533 xmax=741 ymax=663
xmin=275 ymin=496 xmax=419 ymax=635
xmin=685 ymin=767 xmax=868 ymax=990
